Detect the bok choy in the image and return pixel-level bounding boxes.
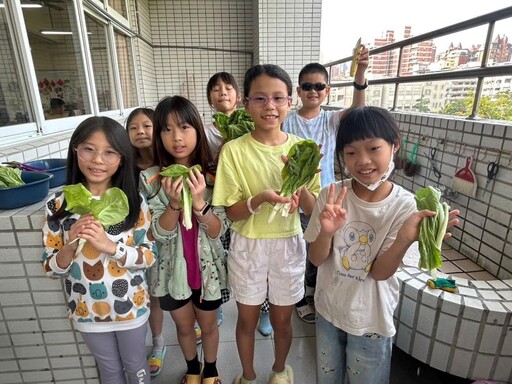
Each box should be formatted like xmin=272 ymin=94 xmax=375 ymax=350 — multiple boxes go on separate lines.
xmin=159 ymin=164 xmax=202 ymax=230
xmin=414 ymin=186 xmax=450 ymax=276
xmin=212 ymin=109 xmax=255 ymax=142
xmin=268 ymin=139 xmax=322 ymax=223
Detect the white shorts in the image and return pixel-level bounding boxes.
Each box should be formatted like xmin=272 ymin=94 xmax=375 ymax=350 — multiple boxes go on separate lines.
xmin=228 ymin=232 xmax=306 ymax=306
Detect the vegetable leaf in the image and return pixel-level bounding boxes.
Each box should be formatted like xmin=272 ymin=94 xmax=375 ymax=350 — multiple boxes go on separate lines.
xmin=63 ymin=183 xmax=129 ymax=226
xmin=212 ymin=109 xmax=255 ymax=142
xmin=159 ymin=164 xmax=202 ymax=230
xmin=415 ymin=186 xmax=450 ymax=276
xmin=268 ymin=139 xmax=322 ymax=223
xmin=0 ymin=166 xmax=24 ymax=189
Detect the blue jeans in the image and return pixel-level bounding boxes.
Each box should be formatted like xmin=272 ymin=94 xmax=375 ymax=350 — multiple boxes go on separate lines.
xmin=316 ymin=312 xmax=392 ymax=384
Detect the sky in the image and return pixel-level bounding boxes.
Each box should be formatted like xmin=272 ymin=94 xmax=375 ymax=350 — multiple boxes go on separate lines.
xmin=320 ymin=0 xmax=512 ymax=63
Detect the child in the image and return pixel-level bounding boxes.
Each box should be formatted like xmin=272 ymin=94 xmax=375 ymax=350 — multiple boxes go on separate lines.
xmin=206 ymin=71 xmax=272 ymax=336
xmin=304 ymin=106 xmax=459 ymax=384
xmin=139 ymin=96 xmax=229 ymax=384
xmin=42 ymin=116 xmax=156 ymax=384
xmin=126 ymin=108 xmax=167 ymax=377
xmin=213 ymin=64 xmax=321 ymax=384
xmin=281 ymin=47 xmax=369 ymax=323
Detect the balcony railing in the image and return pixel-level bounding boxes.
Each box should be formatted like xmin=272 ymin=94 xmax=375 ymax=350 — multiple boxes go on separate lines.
xmin=323 ymin=6 xmax=512 ymax=120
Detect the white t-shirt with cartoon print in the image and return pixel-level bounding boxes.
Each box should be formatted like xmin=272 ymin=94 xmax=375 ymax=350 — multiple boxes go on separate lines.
xmin=303 ymin=180 xmax=419 ymax=337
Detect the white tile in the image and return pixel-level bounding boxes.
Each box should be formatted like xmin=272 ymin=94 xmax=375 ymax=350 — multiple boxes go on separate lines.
xmin=20 ymin=371 xmax=52 ymax=382
xmin=497 ymin=290 xmax=512 ymax=300
xmin=480 ymin=290 xmax=502 ymax=301
xmin=429 ymin=341 xmax=450 ymax=372
xmin=488 ymin=280 xmax=509 ymax=290
xmin=449 ymin=348 xmax=472 ymax=378
xmin=472 ymin=353 xmax=494 ymax=380
xmin=441 ymin=292 xmax=461 ymax=316
xmin=411 ymin=333 xmax=430 ymax=363
xmin=471 ymin=280 xmax=492 ymax=289
xmin=435 ymin=313 xmax=457 ymax=344
xmin=458 ymin=285 xmax=480 ymax=297
xmin=493 ymin=356 xmax=512 ymax=382
xmin=403 ymin=278 xmax=424 ymax=299
xmin=14 ymin=345 xmax=46 ymax=358
xmin=394 ymin=324 xmax=412 ymax=353
xmin=11 ymin=333 xmax=44 ymax=346
xmin=456 ymin=319 xmax=480 ymax=350
xmin=422 ymin=286 xmax=442 ymax=308
xmin=416 ymin=305 xmax=435 ymax=336
xmin=398 ymin=296 xmax=417 ymax=328
xmin=479 ymin=324 xmax=503 ymax=354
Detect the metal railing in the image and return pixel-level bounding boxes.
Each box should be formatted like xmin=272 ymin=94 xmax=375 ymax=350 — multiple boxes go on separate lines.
xmin=323 ymin=6 xmax=512 ymax=119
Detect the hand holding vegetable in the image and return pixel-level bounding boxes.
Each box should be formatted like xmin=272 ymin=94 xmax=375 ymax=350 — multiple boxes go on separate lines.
xmin=63 ymin=183 xmax=129 ymax=254
xmin=268 ymin=139 xmax=322 ymax=223
xmin=414 ymin=186 xmax=460 ymax=276
xmin=159 ymin=164 xmax=202 ymax=230
xmin=70 ymin=214 xmax=114 ymax=254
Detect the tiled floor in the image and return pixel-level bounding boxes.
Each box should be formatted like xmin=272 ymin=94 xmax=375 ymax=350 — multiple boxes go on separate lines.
xmin=439 ymin=247 xmax=497 ymax=281
xmin=149 ymin=298 xmax=473 ymax=384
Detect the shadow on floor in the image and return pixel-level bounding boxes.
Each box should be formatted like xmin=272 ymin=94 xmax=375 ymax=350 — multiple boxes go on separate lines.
xmin=391 ymin=345 xmax=473 ymax=384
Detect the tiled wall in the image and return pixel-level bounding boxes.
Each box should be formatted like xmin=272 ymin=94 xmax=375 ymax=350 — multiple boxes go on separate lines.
xmin=146 ymin=0 xmax=321 ymax=123
xmin=391 ymin=112 xmax=512 ymax=280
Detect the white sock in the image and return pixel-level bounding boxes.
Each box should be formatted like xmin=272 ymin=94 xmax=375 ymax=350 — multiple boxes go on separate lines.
xmin=152 ymin=334 xmax=164 ymax=354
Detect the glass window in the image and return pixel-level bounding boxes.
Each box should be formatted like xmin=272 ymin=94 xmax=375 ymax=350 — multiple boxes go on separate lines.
xmin=114 ymin=30 xmax=137 ymax=108
xmin=86 ymin=14 xmax=117 ymax=111
xmin=23 ymin=1 xmax=90 ymax=119
xmin=0 ymin=1 xmax=31 ymax=127
xmin=109 ymin=0 xmax=127 ymax=19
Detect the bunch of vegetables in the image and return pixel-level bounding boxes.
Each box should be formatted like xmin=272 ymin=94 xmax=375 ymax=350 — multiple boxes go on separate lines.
xmin=63 ymin=183 xmax=129 ymax=253
xmin=414 ymin=186 xmax=450 ymax=276
xmin=212 ymin=109 xmax=255 ymax=142
xmin=0 ymin=167 xmax=24 ymax=189
xmin=159 ymin=164 xmax=202 ymax=230
xmin=268 ymin=139 xmax=322 ymax=223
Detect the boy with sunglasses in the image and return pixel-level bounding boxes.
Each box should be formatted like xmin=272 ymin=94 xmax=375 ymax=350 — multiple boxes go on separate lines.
xmin=282 ymin=48 xmax=369 ymax=323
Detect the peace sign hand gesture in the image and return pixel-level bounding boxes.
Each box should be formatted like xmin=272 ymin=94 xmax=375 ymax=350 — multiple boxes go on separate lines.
xmin=319 ymin=184 xmax=348 ymax=235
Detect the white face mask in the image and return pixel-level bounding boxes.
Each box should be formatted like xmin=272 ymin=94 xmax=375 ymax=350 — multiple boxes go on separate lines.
xmin=346 ymin=145 xmax=395 ymax=191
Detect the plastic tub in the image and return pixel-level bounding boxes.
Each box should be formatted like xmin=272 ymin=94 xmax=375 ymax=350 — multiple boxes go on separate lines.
xmin=24 ymin=159 xmax=66 ymax=187
xmin=0 ymin=171 xmax=54 ymax=210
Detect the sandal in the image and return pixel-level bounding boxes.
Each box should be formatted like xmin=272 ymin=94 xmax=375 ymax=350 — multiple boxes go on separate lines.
xmin=296 ymin=303 xmax=315 ymax=324
xmin=147 ymin=345 xmax=167 ymax=377
xmin=202 ymin=377 xmax=222 ymax=384
xmin=181 ymin=363 xmax=203 ymax=384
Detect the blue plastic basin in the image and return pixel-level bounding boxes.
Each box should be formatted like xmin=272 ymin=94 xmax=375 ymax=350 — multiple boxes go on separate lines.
xmin=24 ymin=159 xmax=66 ymax=187
xmin=0 ymin=171 xmax=54 ymax=210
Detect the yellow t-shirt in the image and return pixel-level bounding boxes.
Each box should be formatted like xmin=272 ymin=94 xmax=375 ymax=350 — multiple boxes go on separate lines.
xmin=212 ymin=132 xmax=320 ymax=239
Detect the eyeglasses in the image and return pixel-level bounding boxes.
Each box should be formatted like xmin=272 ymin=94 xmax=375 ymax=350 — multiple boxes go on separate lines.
xmin=75 ymin=146 xmax=121 ymax=165
xmin=245 ymin=95 xmax=291 ymax=107
xmin=299 ymin=82 xmax=328 ymax=92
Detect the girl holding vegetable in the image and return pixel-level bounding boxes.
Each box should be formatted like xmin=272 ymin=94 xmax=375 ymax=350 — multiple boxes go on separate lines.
xmin=41 ymin=116 xmax=156 ymax=384
xmin=125 ymin=107 xmax=167 ymax=377
xmin=139 ymin=96 xmax=229 ymax=384
xmin=212 ymin=64 xmax=321 ymax=384
xmin=206 ymin=71 xmax=273 ymax=335
xmin=304 ymin=106 xmax=459 ymax=384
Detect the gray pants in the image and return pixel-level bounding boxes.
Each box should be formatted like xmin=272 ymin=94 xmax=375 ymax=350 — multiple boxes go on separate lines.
xmin=81 ymin=322 xmax=150 ymax=384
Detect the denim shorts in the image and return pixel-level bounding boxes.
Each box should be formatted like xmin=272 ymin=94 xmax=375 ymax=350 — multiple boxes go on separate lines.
xmin=316 ymin=312 xmax=392 ymax=384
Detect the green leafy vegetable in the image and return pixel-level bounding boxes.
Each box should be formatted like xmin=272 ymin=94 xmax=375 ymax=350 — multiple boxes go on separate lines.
xmin=0 ymin=166 xmax=24 ymax=189
xmin=415 ymin=186 xmax=450 ymax=276
xmin=160 ymin=164 xmax=202 ymax=230
xmin=268 ymin=139 xmax=322 ymax=223
xmin=63 ymin=183 xmax=130 ymax=253
xmin=212 ymin=109 xmax=255 ymax=142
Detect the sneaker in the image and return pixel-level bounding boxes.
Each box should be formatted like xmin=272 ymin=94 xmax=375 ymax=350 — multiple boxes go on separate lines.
xmin=217 ymin=307 xmax=224 ymax=327
xmin=268 ymin=365 xmax=293 ymax=384
xmin=194 ymin=321 xmax=202 ymax=345
xmin=258 ymin=311 xmax=272 ymax=336
xmin=295 ymin=302 xmax=315 ymax=324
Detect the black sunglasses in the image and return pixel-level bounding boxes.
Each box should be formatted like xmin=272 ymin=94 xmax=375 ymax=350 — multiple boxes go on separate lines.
xmin=299 ymin=82 xmax=327 ymax=92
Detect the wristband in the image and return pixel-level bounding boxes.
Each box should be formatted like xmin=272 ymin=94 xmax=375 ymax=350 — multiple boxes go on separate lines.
xmin=193 ymin=201 xmax=211 ymax=216
xmin=168 ymin=202 xmax=181 ymax=211
xmin=246 ymin=196 xmax=261 ymax=214
xmin=112 ymin=242 xmax=126 ymax=260
xmin=353 ymin=80 xmax=368 ymax=90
